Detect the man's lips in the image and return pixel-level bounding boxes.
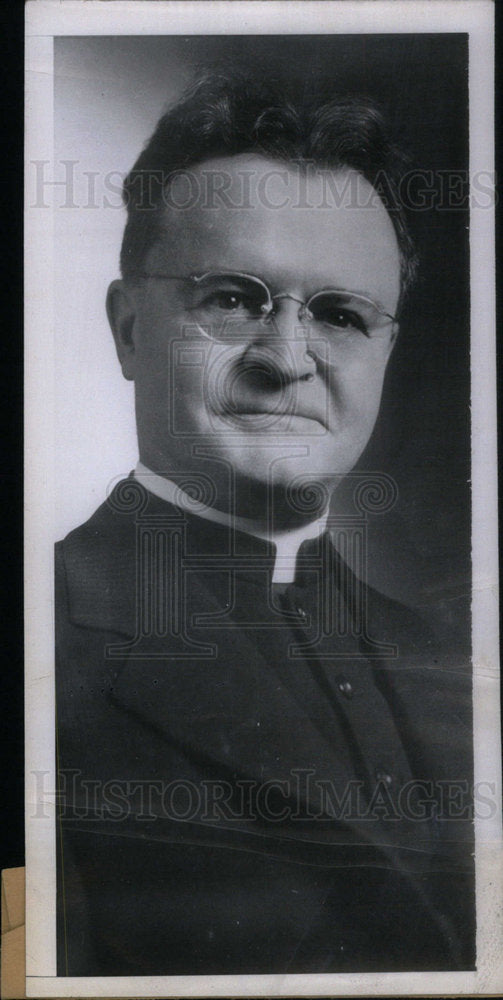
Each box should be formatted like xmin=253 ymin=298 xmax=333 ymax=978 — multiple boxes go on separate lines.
xmin=222 ymin=406 xmax=328 ymax=429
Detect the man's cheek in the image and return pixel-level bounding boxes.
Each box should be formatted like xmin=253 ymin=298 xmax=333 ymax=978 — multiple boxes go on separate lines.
xmin=346 ymin=365 xmax=387 ymax=408
xmin=168 ymin=363 xmax=206 ymax=421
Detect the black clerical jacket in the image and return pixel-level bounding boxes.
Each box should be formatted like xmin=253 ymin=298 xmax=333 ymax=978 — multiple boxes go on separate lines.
xmin=55 ymin=478 xmax=475 ymax=976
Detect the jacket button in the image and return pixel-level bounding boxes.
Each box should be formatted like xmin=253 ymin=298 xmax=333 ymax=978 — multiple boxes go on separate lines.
xmin=296 ymin=605 xmax=307 ymax=620
xmin=337 ymin=678 xmax=353 ymax=699
xmin=375 ymin=769 xmax=393 ymax=786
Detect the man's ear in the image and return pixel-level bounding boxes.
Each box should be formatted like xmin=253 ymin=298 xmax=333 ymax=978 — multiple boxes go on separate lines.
xmin=106 ymin=280 xmax=139 ymax=381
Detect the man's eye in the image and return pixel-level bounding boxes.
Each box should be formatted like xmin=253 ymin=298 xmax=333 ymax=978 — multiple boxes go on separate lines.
xmin=314 ymin=304 xmax=368 ymax=336
xmin=203 ymin=291 xmax=257 ymax=313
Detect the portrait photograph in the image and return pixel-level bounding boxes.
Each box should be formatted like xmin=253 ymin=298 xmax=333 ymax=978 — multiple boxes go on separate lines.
xmin=24 ymin=1 xmax=501 ymax=997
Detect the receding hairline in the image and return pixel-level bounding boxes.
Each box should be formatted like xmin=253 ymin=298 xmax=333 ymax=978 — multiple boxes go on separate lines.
xmin=128 ymin=154 xmax=402 ymax=295
xmin=119 ymin=74 xmax=417 ymax=305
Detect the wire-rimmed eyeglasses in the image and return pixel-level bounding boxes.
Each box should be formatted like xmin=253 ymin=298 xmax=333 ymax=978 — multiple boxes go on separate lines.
xmin=139 ymin=270 xmax=398 ymax=343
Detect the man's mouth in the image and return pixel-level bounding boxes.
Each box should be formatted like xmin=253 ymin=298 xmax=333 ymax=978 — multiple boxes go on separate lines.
xmin=223 ymin=407 xmax=328 ymax=429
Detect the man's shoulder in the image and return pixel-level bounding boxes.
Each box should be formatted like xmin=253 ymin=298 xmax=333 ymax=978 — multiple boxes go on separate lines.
xmin=57 ymin=477 xmax=140 ymax=550
xmin=56 ymin=479 xmax=146 ymax=633
xmin=56 ymin=478 xmax=201 ymax=633
xmin=55 ymin=478 xmax=469 ymax=673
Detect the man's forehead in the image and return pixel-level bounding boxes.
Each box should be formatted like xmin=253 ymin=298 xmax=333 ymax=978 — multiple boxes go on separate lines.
xmin=148 ymin=153 xmax=400 ymax=301
xmin=164 ymin=152 xmax=379 ymax=202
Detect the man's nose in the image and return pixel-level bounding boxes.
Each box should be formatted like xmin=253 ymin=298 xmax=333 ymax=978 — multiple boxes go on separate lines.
xmin=243 ymin=299 xmax=318 ymax=383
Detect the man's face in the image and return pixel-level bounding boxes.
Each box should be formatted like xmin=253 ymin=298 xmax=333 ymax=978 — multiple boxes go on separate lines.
xmin=109 ymin=154 xmax=400 ymax=519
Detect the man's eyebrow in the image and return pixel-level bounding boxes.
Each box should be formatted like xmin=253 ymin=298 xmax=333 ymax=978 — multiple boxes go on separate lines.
xmin=256 ymin=273 xmax=392 ymax=311
xmin=310 ymin=284 xmax=391 ymax=313
xmin=342 ymin=288 xmax=389 ymax=310
xmin=149 ymin=266 xmax=393 ymax=313
xmin=258 ymin=274 xmax=392 ymax=310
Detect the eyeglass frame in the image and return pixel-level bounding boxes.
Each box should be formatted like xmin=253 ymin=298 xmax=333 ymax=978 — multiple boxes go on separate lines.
xmin=136 ymin=269 xmax=399 ymax=338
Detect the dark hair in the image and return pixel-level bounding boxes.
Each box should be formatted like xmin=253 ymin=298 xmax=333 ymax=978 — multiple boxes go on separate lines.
xmin=120 ymin=71 xmax=417 ymax=307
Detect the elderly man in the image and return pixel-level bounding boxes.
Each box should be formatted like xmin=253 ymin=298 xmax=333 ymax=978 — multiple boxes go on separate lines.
xmin=56 ymin=74 xmax=474 ymax=976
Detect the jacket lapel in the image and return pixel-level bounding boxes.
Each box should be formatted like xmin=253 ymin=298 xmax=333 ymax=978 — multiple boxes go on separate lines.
xmin=60 ymin=479 xmax=447 ymax=864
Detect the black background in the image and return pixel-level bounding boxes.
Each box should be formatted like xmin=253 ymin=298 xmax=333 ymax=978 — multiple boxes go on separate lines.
xmin=215 ymin=33 xmax=473 ymax=624
xmin=1 ymin=11 xmax=500 ymax=892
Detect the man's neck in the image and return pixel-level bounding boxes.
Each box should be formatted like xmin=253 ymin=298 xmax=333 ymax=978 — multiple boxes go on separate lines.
xmin=134 ymin=462 xmax=329 ymax=583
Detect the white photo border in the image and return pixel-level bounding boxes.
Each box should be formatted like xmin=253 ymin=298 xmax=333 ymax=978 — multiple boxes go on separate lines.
xmin=25 ymin=1 xmax=500 ymax=996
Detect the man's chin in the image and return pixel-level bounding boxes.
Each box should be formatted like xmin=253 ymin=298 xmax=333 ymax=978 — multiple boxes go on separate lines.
xmin=229 ymin=451 xmax=358 ymax=488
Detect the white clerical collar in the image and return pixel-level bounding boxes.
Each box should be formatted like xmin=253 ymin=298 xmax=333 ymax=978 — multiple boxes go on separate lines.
xmin=134 ymin=462 xmax=328 ymax=584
